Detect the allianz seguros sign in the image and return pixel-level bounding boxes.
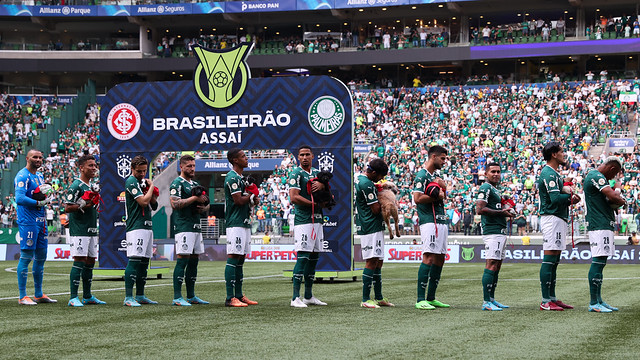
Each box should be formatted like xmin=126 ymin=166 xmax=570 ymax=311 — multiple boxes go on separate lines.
xmin=99 ymin=43 xmax=353 ymax=271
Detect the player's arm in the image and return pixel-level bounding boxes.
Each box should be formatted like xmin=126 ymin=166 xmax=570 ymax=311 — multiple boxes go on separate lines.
xmin=230 ymin=179 xmax=253 ymax=206
xmin=546 ymin=181 xmax=574 ymax=206
xmin=134 ymin=179 xmax=154 ymax=207
xmin=170 ymin=195 xmax=200 ymax=210
xmin=413 ymin=188 xmax=445 ymax=204
xmin=475 ymin=199 xmax=507 ymax=217
xmin=289 ymin=188 xmax=314 ymax=207
xmin=196 ymin=203 xmax=210 ymax=214
xmin=601 ymin=186 xmax=626 ymax=206
xmin=15 ymin=176 xmax=38 ymax=207
xmin=363 ymin=186 xmax=381 ymax=215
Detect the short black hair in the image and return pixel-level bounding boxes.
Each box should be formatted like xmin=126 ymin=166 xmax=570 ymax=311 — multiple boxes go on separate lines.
xmin=298 ymin=145 xmax=312 ymax=155
xmin=367 ymin=158 xmax=388 ymax=176
xmin=486 ymin=162 xmax=501 ymax=170
xmin=77 ymin=154 xmax=95 ymax=167
xmin=227 ymin=148 xmax=242 ymax=163
xmin=180 ymin=154 xmax=195 ymax=165
xmin=428 ymin=145 xmax=448 ymax=157
xmin=131 ymin=155 xmax=148 ymax=169
xmin=542 ymin=142 xmax=562 ymax=161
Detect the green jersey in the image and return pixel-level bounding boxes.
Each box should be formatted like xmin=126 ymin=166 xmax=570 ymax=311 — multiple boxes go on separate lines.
xmin=537 ymin=165 xmax=570 ymax=221
xmin=224 ymin=170 xmax=251 ymax=228
xmin=413 ymin=169 xmax=447 ymax=225
xmin=65 ymin=179 xmax=98 ymax=237
xmin=125 ymin=176 xmax=154 ymax=232
xmin=288 ymin=166 xmax=322 ymax=225
xmin=355 ymin=174 xmax=384 ymax=235
xmin=476 ymin=182 xmax=507 ymax=235
xmin=170 ymin=176 xmax=203 ymax=233
xmin=584 ymin=169 xmax=615 ymax=231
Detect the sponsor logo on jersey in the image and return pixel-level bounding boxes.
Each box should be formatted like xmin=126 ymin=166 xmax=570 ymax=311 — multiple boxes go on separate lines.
xmin=193 ymin=43 xmax=253 ymax=109
xmin=308 ymin=96 xmax=345 ymax=135
xmin=107 ymin=103 xmax=141 ymax=140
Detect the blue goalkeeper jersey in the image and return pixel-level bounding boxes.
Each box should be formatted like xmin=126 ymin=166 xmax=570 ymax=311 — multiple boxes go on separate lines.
xmin=14 ymin=168 xmax=46 ymax=226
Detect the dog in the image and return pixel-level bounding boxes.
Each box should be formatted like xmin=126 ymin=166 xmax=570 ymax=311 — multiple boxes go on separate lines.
xmin=377 ymin=181 xmax=400 ymax=240
xmin=307 ymin=170 xmax=337 ymax=210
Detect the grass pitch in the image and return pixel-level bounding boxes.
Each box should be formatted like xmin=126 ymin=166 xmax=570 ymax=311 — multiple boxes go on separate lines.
xmin=0 ymin=261 xmax=638 ymax=360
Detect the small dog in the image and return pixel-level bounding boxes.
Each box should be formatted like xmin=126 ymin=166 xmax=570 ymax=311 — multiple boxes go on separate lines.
xmin=308 ymin=170 xmax=337 ymax=210
xmin=377 ymin=182 xmax=400 ymax=240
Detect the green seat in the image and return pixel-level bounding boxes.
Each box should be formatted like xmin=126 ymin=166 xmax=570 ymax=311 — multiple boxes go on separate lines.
xmin=551 ymin=29 xmax=557 ymax=36
xmin=558 ymin=34 xmax=565 ymax=41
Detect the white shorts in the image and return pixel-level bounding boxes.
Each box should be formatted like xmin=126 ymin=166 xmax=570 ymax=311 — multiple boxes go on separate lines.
xmin=419 ymin=223 xmax=448 ymax=255
xmin=69 ymin=236 xmax=98 ymax=258
xmin=634 ymin=28 xmax=640 ymax=35
xmin=361 ymin=231 xmax=384 ymax=260
xmin=226 ymin=227 xmax=252 ymax=255
xmin=294 ymin=223 xmax=324 ymax=252
xmin=175 ymin=232 xmax=204 ymax=255
xmin=126 ymin=229 xmax=154 ymax=258
xmin=540 ymin=215 xmax=567 ymax=251
xmin=589 ymin=230 xmax=615 ymax=257
xmin=483 ymin=234 xmax=507 ymax=260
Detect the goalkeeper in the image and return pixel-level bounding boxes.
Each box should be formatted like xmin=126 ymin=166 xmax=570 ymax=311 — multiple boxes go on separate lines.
xmin=65 ymin=154 xmax=106 ymax=307
xmin=14 ymin=149 xmax=57 ymax=305
xmin=169 ymin=155 xmax=210 ymax=306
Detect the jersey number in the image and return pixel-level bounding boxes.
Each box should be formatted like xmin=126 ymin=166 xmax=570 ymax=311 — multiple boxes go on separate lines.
xmin=603 ymin=237 xmax=610 ymax=245
xmin=137 ymin=239 xmax=143 ymax=245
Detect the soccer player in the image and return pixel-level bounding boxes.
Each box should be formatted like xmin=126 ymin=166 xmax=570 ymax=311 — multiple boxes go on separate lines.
xmin=123 ymin=155 xmax=159 ymax=307
xmin=414 ymin=145 xmax=450 ymax=310
xmin=476 ymin=162 xmax=514 ymax=311
xmin=14 ymin=149 xmax=57 ymax=305
xmin=537 ymin=142 xmax=580 ymax=311
xmin=289 ymin=145 xmax=327 ymax=308
xmin=355 ymin=158 xmax=394 ymax=308
xmin=65 ymin=154 xmax=106 ymax=307
xmin=170 ymin=155 xmax=210 ymax=306
xmin=583 ymin=156 xmax=625 ymax=312
xmin=224 ymin=148 xmax=259 ymax=307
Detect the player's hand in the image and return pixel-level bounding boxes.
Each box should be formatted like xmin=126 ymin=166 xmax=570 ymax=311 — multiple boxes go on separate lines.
xmin=36 ymin=195 xmax=53 ymax=207
xmin=571 ymin=194 xmax=581 ymax=205
xmin=435 ymin=178 xmax=447 ymax=191
xmin=146 ymin=179 xmax=154 ymax=190
xmin=251 ymin=194 xmax=260 ymax=206
xmin=310 ymin=180 xmax=325 ymax=192
xmin=196 ymin=204 xmax=207 ymax=212
xmin=38 ymin=183 xmax=54 ymax=196
xmin=501 ymin=209 xmax=515 ymax=218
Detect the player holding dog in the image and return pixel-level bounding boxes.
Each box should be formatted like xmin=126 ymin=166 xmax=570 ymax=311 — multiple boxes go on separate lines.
xmin=537 ymin=142 xmax=580 ymax=311
xmin=289 ymin=145 xmax=327 ymax=308
xmin=123 ymin=155 xmax=159 ymax=307
xmin=476 ymin=162 xmax=514 ymax=311
xmin=583 ymin=156 xmax=625 ymax=312
xmin=224 ymin=148 xmax=259 ymax=307
xmin=65 ymin=154 xmax=106 ymax=307
xmin=414 ymin=145 xmax=450 ymax=310
xmin=355 ymin=158 xmax=394 ymax=308
xmin=170 ymin=155 xmax=210 ymax=306
xmin=14 ymin=149 xmax=57 ymax=305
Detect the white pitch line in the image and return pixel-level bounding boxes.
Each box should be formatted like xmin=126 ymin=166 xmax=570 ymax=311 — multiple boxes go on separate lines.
xmin=382 ymin=277 xmax=640 ymax=281
xmin=0 ymin=274 xmax=281 ymax=301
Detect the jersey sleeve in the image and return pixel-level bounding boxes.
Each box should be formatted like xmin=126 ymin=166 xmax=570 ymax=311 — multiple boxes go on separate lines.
xmin=65 ymin=181 xmax=81 ymax=204
xmin=589 ymin=172 xmax=610 ymax=192
xmin=169 ymin=179 xmax=182 ymax=199
xmin=126 ymin=177 xmax=143 ymax=199
xmin=475 ymin=184 xmax=490 ymax=203
xmin=288 ymin=168 xmax=301 ymax=190
xmin=226 ymin=175 xmax=242 ymax=195
xmin=542 ymin=173 xmax=561 ymax=193
xmin=14 ymin=171 xmax=37 ymax=207
xmin=362 ymin=182 xmax=378 ymax=206
xmin=412 ymin=172 xmax=426 ymax=194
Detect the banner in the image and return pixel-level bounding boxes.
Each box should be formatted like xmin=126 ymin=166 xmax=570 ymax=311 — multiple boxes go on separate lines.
xmin=195 ymin=158 xmax=284 ymax=172
xmin=100 ymin=43 xmax=353 ymax=271
xmin=296 ymin=0 xmax=333 ymax=10
xmin=619 ymin=92 xmax=638 ymax=103
xmin=608 ymin=138 xmax=635 ymax=154
xmin=354 ymin=244 xmax=460 ymax=263
xmin=225 ymin=0 xmax=296 ymax=13
xmin=353 ymin=144 xmax=372 ymax=153
xmin=456 ymin=244 xmax=640 ymax=264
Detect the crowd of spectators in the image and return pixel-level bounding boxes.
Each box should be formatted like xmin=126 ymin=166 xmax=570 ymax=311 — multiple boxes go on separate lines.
xmin=586 ymin=14 xmax=640 ymax=39
xmin=470 ymin=18 xmax=567 ymax=46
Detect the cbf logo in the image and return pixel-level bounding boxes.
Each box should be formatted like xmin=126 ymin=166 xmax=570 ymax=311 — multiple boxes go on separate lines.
xmin=116 ymin=155 xmax=132 ymax=179
xmin=193 ymin=43 xmax=253 ymax=109
xmin=308 ymin=96 xmax=345 ymax=135
xmin=107 ymin=103 xmax=141 ymax=140
xmin=318 ymin=151 xmax=335 ymax=173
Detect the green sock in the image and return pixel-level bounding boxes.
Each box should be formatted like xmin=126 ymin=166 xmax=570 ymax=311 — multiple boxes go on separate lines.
xmin=373 ymin=268 xmax=383 ymax=300
xmin=426 ymin=265 xmax=443 ymax=301
xmin=417 ymin=263 xmax=431 ymax=302
xmin=549 ymin=255 xmax=560 ymax=301
xmin=136 ymin=258 xmax=149 ymax=296
xmin=482 ymin=269 xmax=495 ymax=302
xmin=304 ymin=253 xmax=319 ymax=299
xmin=70 ymin=261 xmax=83 ymax=299
xmin=539 ymin=255 xmax=554 ymax=302
xmin=589 ymin=257 xmax=607 ymax=305
xmin=234 ymin=258 xmax=244 ymax=299
xmin=362 ymin=268 xmax=374 ymax=302
xmin=292 ymin=252 xmax=309 ymax=300
xmin=124 ymin=259 xmax=140 ymax=298
xmin=225 ymin=258 xmax=239 ymax=300
xmin=491 ymin=272 xmax=499 ymax=300
xmin=82 ymin=262 xmax=94 ymax=299
xmin=185 ymin=257 xmax=199 ymax=299
xmin=173 ymin=257 xmax=188 ymax=299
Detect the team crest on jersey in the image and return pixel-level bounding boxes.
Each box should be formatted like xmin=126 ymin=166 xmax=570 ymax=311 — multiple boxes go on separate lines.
xmin=107 ymin=103 xmax=141 ymax=141
xmin=308 ymin=96 xmax=345 ymax=135
xmin=193 ymin=43 xmax=253 ymax=109
xmin=461 ymin=247 xmax=475 ymax=261
xmin=26 ymin=239 xmax=33 ymax=247
xmin=318 ymin=151 xmax=335 ymax=173
xmin=116 ymin=155 xmax=132 ymax=179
